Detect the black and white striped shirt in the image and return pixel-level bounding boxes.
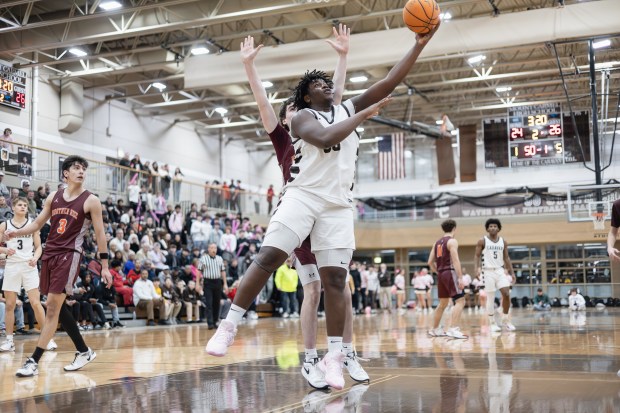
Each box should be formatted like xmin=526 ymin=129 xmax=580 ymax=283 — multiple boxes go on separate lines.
xmin=198 ymin=253 xmax=226 ymax=280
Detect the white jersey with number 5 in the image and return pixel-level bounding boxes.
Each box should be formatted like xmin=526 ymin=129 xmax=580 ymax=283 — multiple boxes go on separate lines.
xmin=287 ymin=99 xmax=359 ymax=207
xmin=6 ymin=218 xmax=35 ymax=263
xmin=482 ymin=236 xmax=505 ymax=269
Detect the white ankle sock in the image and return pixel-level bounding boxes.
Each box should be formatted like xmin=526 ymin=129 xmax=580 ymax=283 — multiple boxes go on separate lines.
xmin=342 ymin=342 xmax=353 ymax=356
xmin=6 ymin=334 xmax=13 ymax=342
xmin=225 ymin=304 xmax=246 ymax=327
xmin=327 ymin=336 xmax=342 ymax=353
xmin=304 ymin=348 xmax=318 ymax=362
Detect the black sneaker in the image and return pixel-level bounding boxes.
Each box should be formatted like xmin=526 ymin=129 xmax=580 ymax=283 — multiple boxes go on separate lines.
xmin=158 ymin=320 xmax=171 ymax=326
xmin=15 ymin=328 xmax=30 ymax=335
xmin=147 ymin=320 xmax=156 ymax=326
xmin=113 ymin=321 xmax=125 ymax=328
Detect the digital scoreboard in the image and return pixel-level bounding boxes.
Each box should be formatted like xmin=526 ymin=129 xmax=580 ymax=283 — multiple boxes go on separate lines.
xmin=508 ymin=104 xmax=563 ymax=167
xmin=0 ymin=63 xmax=27 ymax=110
xmin=483 ymin=103 xmax=590 ymax=168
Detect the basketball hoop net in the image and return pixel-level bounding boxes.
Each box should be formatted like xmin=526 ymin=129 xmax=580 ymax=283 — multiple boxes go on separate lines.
xmin=592 ymin=212 xmax=606 ymax=230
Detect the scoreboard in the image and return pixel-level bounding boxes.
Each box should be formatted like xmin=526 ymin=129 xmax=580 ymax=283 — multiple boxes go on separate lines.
xmin=483 ymin=103 xmax=590 ymax=168
xmin=0 ymin=63 xmax=27 ymax=110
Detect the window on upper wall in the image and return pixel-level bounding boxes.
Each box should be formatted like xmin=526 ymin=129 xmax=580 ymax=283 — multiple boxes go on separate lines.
xmin=545 ymin=243 xmax=609 ymax=285
xmin=508 ymin=245 xmax=542 ymax=285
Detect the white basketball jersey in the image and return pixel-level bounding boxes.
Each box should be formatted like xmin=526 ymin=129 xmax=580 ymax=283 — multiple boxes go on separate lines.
xmin=481 ymin=236 xmax=505 ymax=269
xmin=6 ymin=218 xmax=35 ymax=262
xmin=286 ymin=99 xmax=359 ymax=207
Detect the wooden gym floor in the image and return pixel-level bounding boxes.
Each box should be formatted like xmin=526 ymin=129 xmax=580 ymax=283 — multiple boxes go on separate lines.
xmin=0 ymin=308 xmax=619 ymax=412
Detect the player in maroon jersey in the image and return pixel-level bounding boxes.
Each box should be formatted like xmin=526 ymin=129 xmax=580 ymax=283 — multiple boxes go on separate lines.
xmin=6 ymin=155 xmax=113 ymax=377
xmin=427 ymin=219 xmax=467 ymax=339
xmin=207 ymin=27 xmax=369 ymax=387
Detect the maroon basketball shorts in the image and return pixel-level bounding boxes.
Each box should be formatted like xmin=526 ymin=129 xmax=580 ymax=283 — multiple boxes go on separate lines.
xmin=437 ymin=269 xmax=460 ymax=299
xmin=40 ymin=251 xmax=82 ymax=295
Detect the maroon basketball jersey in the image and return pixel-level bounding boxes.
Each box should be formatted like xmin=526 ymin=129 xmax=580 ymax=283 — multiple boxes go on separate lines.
xmin=42 ymin=188 xmax=92 ymax=259
xmin=434 ymin=236 xmax=453 ymax=272
xmin=268 ymin=124 xmax=295 ymax=185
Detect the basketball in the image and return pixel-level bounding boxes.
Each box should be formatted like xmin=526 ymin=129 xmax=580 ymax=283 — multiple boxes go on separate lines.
xmin=403 ymin=0 xmax=441 ymax=34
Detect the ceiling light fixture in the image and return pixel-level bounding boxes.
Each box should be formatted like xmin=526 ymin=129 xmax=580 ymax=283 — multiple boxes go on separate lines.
xmin=215 ymin=107 xmax=228 ymax=115
xmin=467 ymin=55 xmax=486 ymax=64
xmin=592 ymin=39 xmax=611 ymax=49
xmin=496 ymin=86 xmax=512 ymax=93
xmin=68 ymin=48 xmax=88 ymax=57
xmin=100 ymin=1 xmax=122 ymax=11
xmin=190 ymin=46 xmax=210 ymax=56
xmin=356 ymin=127 xmax=364 ymax=132
xmin=350 ymin=76 xmax=368 ymax=83
xmin=151 ymin=82 xmax=166 ymax=91
xmin=439 ymin=12 xmax=452 ymax=20
xmin=262 ymin=81 xmax=273 ymax=88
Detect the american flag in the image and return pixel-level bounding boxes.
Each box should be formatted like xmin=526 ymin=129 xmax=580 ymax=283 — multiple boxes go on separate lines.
xmin=377 ymin=133 xmax=405 ymax=180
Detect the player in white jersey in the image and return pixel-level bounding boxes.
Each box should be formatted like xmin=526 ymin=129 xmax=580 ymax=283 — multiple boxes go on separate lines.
xmin=474 ymin=218 xmax=516 ymax=332
xmin=207 ymin=23 xmax=440 ymax=390
xmin=0 ymin=197 xmax=57 ymax=353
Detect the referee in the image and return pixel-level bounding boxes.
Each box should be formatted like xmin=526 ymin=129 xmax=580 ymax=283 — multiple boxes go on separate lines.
xmin=198 ymin=242 xmax=228 ymax=330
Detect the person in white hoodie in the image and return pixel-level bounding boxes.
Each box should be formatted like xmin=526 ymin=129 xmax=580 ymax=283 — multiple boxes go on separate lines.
xmin=568 ymin=288 xmax=586 ymax=311
xmin=191 ymin=215 xmax=211 ymax=253
xmin=218 ymin=225 xmax=237 ymax=262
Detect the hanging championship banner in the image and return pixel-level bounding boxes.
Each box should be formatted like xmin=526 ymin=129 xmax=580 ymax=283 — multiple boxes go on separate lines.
xmin=17 ymin=147 xmax=32 ymax=178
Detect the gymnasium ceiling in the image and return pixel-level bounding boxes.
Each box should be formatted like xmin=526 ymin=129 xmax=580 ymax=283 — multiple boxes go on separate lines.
xmin=0 ymin=0 xmax=619 ymax=149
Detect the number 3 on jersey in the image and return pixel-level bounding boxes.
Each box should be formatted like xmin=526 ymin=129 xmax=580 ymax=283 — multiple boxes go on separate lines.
xmin=57 ymin=218 xmax=68 ymax=234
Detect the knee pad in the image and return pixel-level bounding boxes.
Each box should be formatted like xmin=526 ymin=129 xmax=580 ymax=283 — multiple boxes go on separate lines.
xmin=314 ymin=249 xmax=353 ymax=271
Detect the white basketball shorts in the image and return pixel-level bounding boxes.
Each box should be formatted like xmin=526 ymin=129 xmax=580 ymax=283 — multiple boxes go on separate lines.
xmin=482 ymin=268 xmax=510 ymax=292
xmin=2 ymin=261 xmax=39 ymax=292
xmin=263 ymin=188 xmax=355 ymax=254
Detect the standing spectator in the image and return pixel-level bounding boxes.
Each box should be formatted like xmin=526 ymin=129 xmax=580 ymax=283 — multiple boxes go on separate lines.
xmin=0 ymin=196 xmax=11 ymax=223
xmin=191 ymin=215 xmax=211 ymax=253
xmin=232 ymin=180 xmax=243 ymax=214
xmin=413 ymin=270 xmax=429 ymax=312
xmin=422 ymin=268 xmax=434 ymax=311
xmin=219 ymin=226 xmax=237 ymax=262
xmin=394 ymin=268 xmax=406 ymax=314
xmin=160 ymin=164 xmax=171 ymax=200
xmin=129 ymin=154 xmax=143 ymax=172
xmin=275 ymin=258 xmax=299 ymax=318
xmin=182 ymin=280 xmax=201 ymax=323
xmin=222 ymin=181 xmax=230 ymax=210
xmin=349 ymin=262 xmax=362 ymax=314
xmin=532 ymin=288 xmax=551 ymax=311
xmin=209 ymin=222 xmax=223 ymax=250
xmin=133 ymin=269 xmax=167 ymax=326
xmin=168 ymin=204 xmax=184 ymax=237
xmin=173 ymin=167 xmax=184 ymax=203
xmin=461 ymin=267 xmax=473 ymax=310
xmin=127 ymin=181 xmax=140 ymax=212
xmin=266 ymin=184 xmax=275 ymax=215
xmin=365 ymin=265 xmax=380 ymax=313
xmin=197 ymin=243 xmax=228 ymax=330
xmin=150 ymin=162 xmax=160 ymax=194
xmin=0 ymin=172 xmax=9 ymax=199
xmin=250 ymin=185 xmax=261 ymax=214
xmin=377 ymin=263 xmax=393 ymax=312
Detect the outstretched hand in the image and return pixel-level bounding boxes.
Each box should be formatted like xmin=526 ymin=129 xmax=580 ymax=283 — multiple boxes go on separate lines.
xmin=609 ymin=247 xmax=620 ymax=262
xmin=416 ymin=20 xmax=441 ymax=46
xmin=325 ymin=23 xmax=350 ymax=55
xmin=363 ymin=95 xmax=393 ymax=119
xmin=240 ymin=36 xmax=264 ymax=64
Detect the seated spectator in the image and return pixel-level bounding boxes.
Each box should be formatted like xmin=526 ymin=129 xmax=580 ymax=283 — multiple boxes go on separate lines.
xmin=568 ymin=288 xmax=586 ymax=311
xmin=133 ymin=269 xmax=168 ymax=326
xmin=26 ymin=191 xmax=37 ymax=216
xmin=136 ymin=243 xmax=151 ymax=263
xmin=124 ymin=251 xmax=136 ymax=275
xmin=182 ymin=280 xmax=201 ymax=323
xmin=125 ymin=261 xmax=142 ymax=287
xmin=148 ymin=242 xmax=169 ymax=271
xmin=75 ymin=273 xmax=101 ymax=330
xmin=110 ymin=260 xmax=133 ymax=306
xmin=165 ymin=244 xmax=180 ymax=270
xmin=532 ymin=288 xmax=552 ymax=311
xmin=142 ymin=259 xmax=156 ymax=280
xmin=0 ymin=196 xmax=11 ymax=223
xmin=219 ymin=225 xmax=237 ymax=262
xmin=121 ymin=241 xmax=132 ymax=262
xmin=161 ymin=277 xmax=182 ymax=324
xmin=128 ymin=233 xmax=140 ymax=253
xmin=109 ymin=229 xmax=125 ymax=254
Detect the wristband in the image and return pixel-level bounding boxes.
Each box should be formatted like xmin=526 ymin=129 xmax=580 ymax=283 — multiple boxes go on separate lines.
xmin=98 ymin=252 xmax=109 ymax=260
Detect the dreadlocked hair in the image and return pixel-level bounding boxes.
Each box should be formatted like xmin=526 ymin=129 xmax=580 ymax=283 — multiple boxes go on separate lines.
xmin=291 ymin=70 xmax=334 ymax=111
xmin=278 ymin=96 xmax=295 ymax=132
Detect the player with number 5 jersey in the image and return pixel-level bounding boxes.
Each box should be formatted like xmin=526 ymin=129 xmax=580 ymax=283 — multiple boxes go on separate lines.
xmin=474 ymin=218 xmax=516 ymax=332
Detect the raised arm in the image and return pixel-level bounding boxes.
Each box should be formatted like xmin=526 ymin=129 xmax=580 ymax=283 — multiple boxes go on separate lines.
xmin=350 ymin=22 xmax=440 ymax=112
xmin=325 ymin=23 xmax=350 ymax=105
xmin=240 ymin=36 xmax=279 ymax=133
xmin=290 ymin=96 xmax=392 ymax=148
xmin=473 ymin=238 xmax=484 ymax=277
